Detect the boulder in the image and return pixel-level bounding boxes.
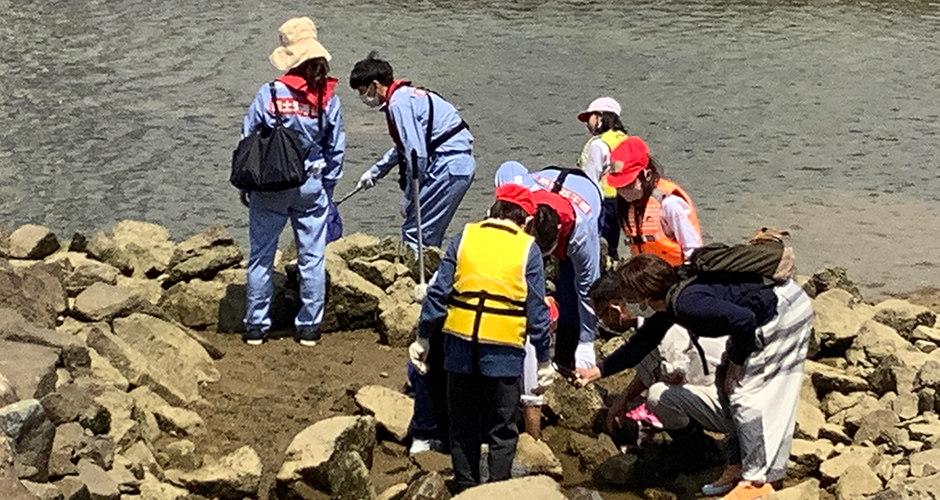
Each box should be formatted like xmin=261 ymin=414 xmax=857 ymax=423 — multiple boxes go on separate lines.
xmin=112 ymin=314 xmax=218 ymax=400
xmin=819 ymin=423 xmax=852 ymax=445
xmin=52 ymin=476 xmax=89 ymax=500
xmin=0 ymin=477 xmax=43 ymax=500
xmin=86 ymin=221 xmax=174 ymax=279
xmin=158 ymin=279 xmax=226 ymax=330
xmin=869 ymin=353 xmax=920 ymax=396
xmin=812 ymin=289 xmax=867 ymax=354
xmin=107 ymin=462 xmax=140 ymax=494
xmin=909 ymin=448 xmax=940 ymax=477
xmin=841 ymin=398 xmax=887 ymax=433
xmin=914 ymin=325 xmax=940 ymax=344
xmin=48 ymin=422 xmax=84 ymax=477
xmin=349 ymin=259 xmax=407 ymax=289
xmin=22 ymin=480 xmax=64 ymax=500
xmin=0 ymin=264 xmax=66 ymax=329
xmin=114 ymin=276 xmax=163 ymax=306
xmin=0 ymin=372 xmax=18 ymax=407
xmin=806 ymin=361 xmax=869 ymax=394
xmin=40 ymin=386 xmax=111 ymax=435
xmin=873 ymin=299 xmax=937 ymax=339
xmin=511 ymin=433 xmax=563 ymax=480
xmin=834 ymin=464 xmax=882 ymax=500
xmin=0 ymin=432 xmax=15 ymax=478
xmin=83 ymin=324 xmax=148 ymax=388
xmin=321 ymin=254 xmax=385 ymax=332
xmin=72 ymin=283 xmax=146 ymax=323
xmin=386 ymin=277 xmax=418 ymax=305
xmin=163 ymin=439 xmax=199 ymax=470
xmin=9 ymin=225 xmax=60 ymax=260
xmin=377 ymin=302 xmax=420 ymax=348
xmin=0 ymin=310 xmax=89 ymax=372
xmin=152 ymin=406 xmax=204 ymax=437
xmin=905 ymin=415 xmax=940 ymax=443
xmin=847 ymin=320 xmax=923 ymax=366
xmin=138 ymin=472 xmax=188 ymax=500
xmin=805 ymin=267 xmax=862 ymax=300
xmin=543 ymin=381 xmax=604 ymax=433
xmin=916 ymin=361 xmax=940 ymax=391
xmin=819 ymin=445 xmax=879 ymax=483
xmin=853 ymin=409 xmax=900 ymax=444
xmin=354 ymin=385 xmax=413 ymax=442
xmin=76 ymin=459 xmax=119 ymax=500
xmin=90 ymin=387 xmax=137 ymax=451
xmin=86 ymin=350 xmax=128 ymax=392
xmin=564 ymin=430 xmax=618 ymax=471
xmin=276 ymin=416 xmax=377 ymax=498
xmin=377 ymin=483 xmax=408 ymax=500
xmin=165 ymin=445 xmax=261 ymax=500
xmin=400 ymin=471 xmax=449 ymax=500
xmin=46 ymin=253 xmax=119 ymax=297
xmin=450 ymin=475 xmax=566 ymax=500
xmin=916 ymin=340 xmax=937 ymax=353
xmin=789 ymin=439 xmax=835 ymax=477
xmin=0 ymin=340 xmax=59 ymax=400
xmin=165 ymin=225 xmax=242 ymax=285
xmin=76 ymin=436 xmax=115 ymax=470
xmin=764 ymin=479 xmax=820 ymax=500
xmin=326 ymin=233 xmax=382 ymax=261
xmin=794 ymin=400 xmax=826 ymax=440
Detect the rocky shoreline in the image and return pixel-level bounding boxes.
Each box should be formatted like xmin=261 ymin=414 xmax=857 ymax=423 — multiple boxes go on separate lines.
xmin=1 ymin=220 xmax=939 ymax=500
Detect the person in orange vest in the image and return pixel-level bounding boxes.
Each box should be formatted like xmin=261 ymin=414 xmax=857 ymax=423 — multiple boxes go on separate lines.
xmin=576 ymin=97 xmax=629 ymax=260
xmin=606 ymin=136 xmax=703 ymax=267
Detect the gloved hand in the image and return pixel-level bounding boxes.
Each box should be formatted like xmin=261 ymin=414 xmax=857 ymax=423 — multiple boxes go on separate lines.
xmin=535 ymin=361 xmax=556 ymax=393
xmin=357 ymin=170 xmax=376 ymax=190
xmin=574 ymin=341 xmax=597 ymax=369
xmin=413 ymin=284 xmax=429 ymax=304
xmin=409 ymin=337 xmax=431 ymax=375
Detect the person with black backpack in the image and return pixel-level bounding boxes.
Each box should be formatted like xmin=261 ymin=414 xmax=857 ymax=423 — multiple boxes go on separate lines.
xmin=237 ymin=17 xmax=345 ymax=346
xmin=576 ymin=253 xmax=814 ymax=500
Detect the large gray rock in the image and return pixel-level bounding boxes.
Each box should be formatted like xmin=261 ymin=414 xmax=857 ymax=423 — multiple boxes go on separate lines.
xmin=592 ymin=453 xmax=640 ymax=487
xmin=22 ymin=480 xmax=64 ymax=500
xmin=152 ymin=406 xmax=204 ymax=437
xmin=354 ymin=385 xmax=412 ymax=442
xmin=812 ymin=289 xmax=868 ymax=354
xmin=806 ymin=361 xmax=869 ymax=394
xmin=400 ymin=471 xmax=449 ymax=500
xmin=0 ymin=264 xmax=66 ymax=329
xmin=276 ymin=416 xmax=377 ymax=498
xmin=53 ymin=476 xmax=89 ymax=500
xmin=48 ymin=422 xmax=84 ymax=477
xmin=764 ymin=479 xmax=820 ymax=500
xmin=0 ymin=340 xmax=59 ymax=400
xmin=46 ymin=253 xmax=120 ymax=298
xmin=846 ymin=320 xmax=924 ymax=366
xmin=83 ymin=324 xmax=148 ymax=389
xmin=321 ymin=253 xmax=385 ymax=332
xmin=511 ymin=433 xmax=563 ymax=480
xmin=450 ymin=475 xmax=566 ymax=500
xmin=138 ymin=472 xmax=188 ymax=500
xmin=0 ymin=400 xmax=55 ymax=481
xmin=40 ymin=386 xmax=110 ymax=435
xmin=165 ymin=445 xmax=261 ymax=500
xmin=853 ymin=409 xmax=900 ymax=445
xmin=158 ymin=279 xmax=227 ymax=330
xmin=86 ymin=350 xmax=128 ymax=392
xmin=112 ymin=313 xmax=218 ymax=384
xmin=0 ymin=309 xmax=89 ymax=372
xmin=114 ymin=276 xmax=163 ymax=307
xmin=349 ymin=259 xmax=408 ymax=289
xmin=805 ymin=267 xmax=862 ymax=300
xmin=9 ymin=225 xmax=60 ymax=260
xmin=794 ymin=400 xmax=826 ymax=440
xmin=76 ymin=459 xmax=119 ymax=500
xmin=563 ymin=430 xmax=619 ymax=472
xmin=789 ymin=439 xmax=835 ymax=477
xmin=834 ymin=464 xmax=882 ymax=500
xmin=90 ymin=387 xmax=138 ymax=451
xmin=86 ymin=221 xmax=174 ymax=279
xmin=873 ymin=299 xmax=937 ymax=339
xmin=72 ymin=283 xmax=146 ymax=322
xmin=0 ymin=477 xmax=43 ymax=500
xmin=377 ymin=302 xmax=420 ymax=348
xmin=543 ymin=381 xmax=604 ymax=433
xmin=819 ymin=445 xmax=879 ymax=483
xmin=326 ymin=233 xmax=382 ymax=262
xmin=165 ymin=225 xmax=242 ymax=285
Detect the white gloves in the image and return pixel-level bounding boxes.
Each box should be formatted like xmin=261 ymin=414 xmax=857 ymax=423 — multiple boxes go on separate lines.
xmin=413 ymin=284 xmax=429 ymax=304
xmin=535 ymin=361 xmax=556 ymax=393
xmin=574 ymin=341 xmax=597 ymax=369
xmin=409 ymin=337 xmax=431 ymax=375
xmin=357 ymin=170 xmax=376 ymax=190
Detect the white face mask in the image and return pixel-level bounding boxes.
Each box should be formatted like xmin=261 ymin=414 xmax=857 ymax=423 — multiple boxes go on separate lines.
xmin=360 ymin=84 xmax=382 ymax=108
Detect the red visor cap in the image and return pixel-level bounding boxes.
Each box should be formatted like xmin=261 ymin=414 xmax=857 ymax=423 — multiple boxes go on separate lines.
xmin=494 ymin=183 xmax=537 ymax=216
xmin=607 ymin=136 xmax=650 ymax=188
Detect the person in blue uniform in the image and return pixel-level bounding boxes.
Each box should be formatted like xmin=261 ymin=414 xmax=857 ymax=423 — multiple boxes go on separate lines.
xmin=349 ymin=52 xmax=475 ymax=251
xmin=494 ymin=161 xmax=603 ymax=371
xmin=408 ymin=183 xmax=554 ymax=491
xmin=240 ymin=17 xmax=345 ymax=346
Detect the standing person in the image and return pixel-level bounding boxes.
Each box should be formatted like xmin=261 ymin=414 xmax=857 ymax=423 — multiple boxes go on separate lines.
xmin=494 ymin=161 xmax=603 ymax=372
xmin=240 ymin=17 xmax=345 ymax=346
xmin=408 ymin=183 xmax=554 ymax=491
xmin=576 ymin=254 xmax=814 ymax=500
xmin=350 ymin=52 xmax=475 ymax=251
xmin=607 ymin=136 xmax=702 ymax=266
xmin=576 ymin=97 xmax=629 ymax=260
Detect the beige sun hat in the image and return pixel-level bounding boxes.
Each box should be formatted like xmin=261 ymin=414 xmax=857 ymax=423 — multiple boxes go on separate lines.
xmin=269 ymin=17 xmax=332 ymax=71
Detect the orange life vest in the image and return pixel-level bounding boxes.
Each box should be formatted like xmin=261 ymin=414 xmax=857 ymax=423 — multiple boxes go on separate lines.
xmin=622 ymin=178 xmax=701 ymax=266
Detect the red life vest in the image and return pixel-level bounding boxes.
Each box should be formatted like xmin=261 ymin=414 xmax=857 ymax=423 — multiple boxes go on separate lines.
xmin=530 ymin=189 xmax=576 ymax=259
xmin=274 ymin=75 xmax=338 ymax=115
xmin=382 ymin=79 xmax=413 ymax=152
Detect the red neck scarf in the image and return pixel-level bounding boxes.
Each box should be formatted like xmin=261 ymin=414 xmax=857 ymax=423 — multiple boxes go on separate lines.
xmin=276 ymin=75 xmax=338 ymax=109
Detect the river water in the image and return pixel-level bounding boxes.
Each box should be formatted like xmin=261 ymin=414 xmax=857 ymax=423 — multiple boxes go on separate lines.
xmin=1 ymin=0 xmax=938 ymax=297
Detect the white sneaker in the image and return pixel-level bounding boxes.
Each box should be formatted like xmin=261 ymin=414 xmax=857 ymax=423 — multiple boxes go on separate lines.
xmin=298 ymin=340 xmax=317 ymax=347
xmin=409 ymin=438 xmax=443 ymax=455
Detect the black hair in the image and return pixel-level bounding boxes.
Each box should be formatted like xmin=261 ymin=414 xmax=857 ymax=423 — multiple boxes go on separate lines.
xmin=288 ymin=57 xmax=331 ymax=126
xmin=589 ymin=272 xmax=624 ymax=308
xmin=349 ymin=51 xmax=394 ymax=89
xmin=616 ymin=155 xmax=663 ymax=251
xmin=593 ymin=111 xmax=627 ymax=135
xmin=614 ymin=253 xmax=678 ymax=301
xmin=531 ymin=204 xmax=560 ymax=254
xmin=487 ymin=200 xmax=529 ymax=227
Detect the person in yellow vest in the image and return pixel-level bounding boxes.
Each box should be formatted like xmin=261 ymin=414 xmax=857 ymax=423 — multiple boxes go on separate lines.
xmin=408 ymin=183 xmax=555 ymax=491
xmin=577 ymin=97 xmax=629 ymax=259
xmin=606 ymin=136 xmax=703 ymax=266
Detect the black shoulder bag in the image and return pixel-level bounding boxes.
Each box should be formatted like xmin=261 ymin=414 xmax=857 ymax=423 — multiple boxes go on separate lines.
xmin=230 ymin=82 xmax=307 ymax=192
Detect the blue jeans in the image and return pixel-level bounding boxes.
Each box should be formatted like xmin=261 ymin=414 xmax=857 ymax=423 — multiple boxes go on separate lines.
xmin=402 ymin=156 xmax=474 ymax=250
xmin=244 ymin=176 xmax=327 ymax=332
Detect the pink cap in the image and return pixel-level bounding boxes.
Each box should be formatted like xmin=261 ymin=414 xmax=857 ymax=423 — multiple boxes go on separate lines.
xmin=577 ymin=97 xmax=622 ymax=122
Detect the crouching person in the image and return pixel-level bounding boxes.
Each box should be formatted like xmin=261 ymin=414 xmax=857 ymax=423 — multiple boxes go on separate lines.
xmin=409 ymin=184 xmax=554 ymax=492
xmin=577 ymin=254 xmax=813 ymax=500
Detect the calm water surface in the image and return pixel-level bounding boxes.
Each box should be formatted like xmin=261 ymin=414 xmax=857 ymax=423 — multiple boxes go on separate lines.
xmin=1 ymin=0 xmax=938 ymax=297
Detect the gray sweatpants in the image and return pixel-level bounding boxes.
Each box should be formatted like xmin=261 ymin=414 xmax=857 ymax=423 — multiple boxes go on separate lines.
xmin=647 ymin=381 xmax=726 ymax=432
xmin=720 ymin=280 xmax=814 ymax=483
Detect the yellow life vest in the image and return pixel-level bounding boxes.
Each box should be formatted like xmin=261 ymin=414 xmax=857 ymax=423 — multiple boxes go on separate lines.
xmin=443 ymin=219 xmax=534 ymax=349
xmin=578 ymin=131 xmax=628 ymax=199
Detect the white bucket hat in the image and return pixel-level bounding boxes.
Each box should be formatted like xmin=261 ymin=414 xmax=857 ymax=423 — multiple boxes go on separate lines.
xmin=577 ymin=97 xmax=622 ymax=122
xmin=269 ymin=17 xmax=332 ymax=71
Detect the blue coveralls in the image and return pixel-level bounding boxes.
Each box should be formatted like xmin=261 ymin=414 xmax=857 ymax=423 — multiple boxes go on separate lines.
xmin=241 ymin=80 xmax=345 ymax=332
xmin=368 ymin=84 xmax=475 ymax=250
xmin=494 ymin=161 xmax=602 ymax=368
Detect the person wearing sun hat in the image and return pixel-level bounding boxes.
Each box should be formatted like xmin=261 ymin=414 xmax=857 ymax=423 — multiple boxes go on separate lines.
xmin=407 ymin=183 xmax=554 ymax=490
xmin=607 ymin=136 xmax=702 ymax=266
xmin=240 ymin=17 xmax=345 ymax=347
xmin=577 ymin=97 xmax=629 ymax=260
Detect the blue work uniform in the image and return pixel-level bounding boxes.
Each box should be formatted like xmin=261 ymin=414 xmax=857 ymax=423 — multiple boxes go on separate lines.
xmin=241 ymin=78 xmax=345 ymax=332
xmin=369 ymin=83 xmax=475 ymax=250
xmin=494 ymin=161 xmax=603 ymax=368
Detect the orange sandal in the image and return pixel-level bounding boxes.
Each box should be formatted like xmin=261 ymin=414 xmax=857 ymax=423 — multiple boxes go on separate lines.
xmin=721 ymin=481 xmax=774 ymax=500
